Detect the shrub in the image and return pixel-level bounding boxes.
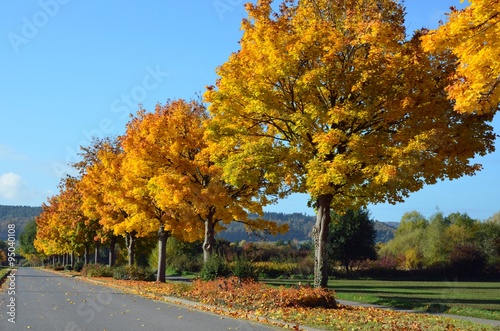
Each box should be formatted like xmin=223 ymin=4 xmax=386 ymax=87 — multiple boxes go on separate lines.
xmin=231 ymin=257 xmax=256 ymax=280
xmin=253 ymin=261 xmax=297 ymax=278
xmin=73 ymin=260 xmax=84 ymax=272
xmin=200 ymin=255 xmax=230 ymax=280
xmin=112 ymin=265 xmax=155 ymax=281
xmin=64 ymin=264 xmax=73 ymax=271
xmin=82 ymin=264 xmax=113 ymax=277
xmin=449 ymin=244 xmax=487 ymax=278
xmin=53 ymin=263 xmax=65 ymax=271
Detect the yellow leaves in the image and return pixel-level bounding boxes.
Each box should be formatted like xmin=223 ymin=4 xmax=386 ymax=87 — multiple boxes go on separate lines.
xmin=421 ymin=0 xmax=500 ymax=114
xmin=374 ymin=165 xmax=397 ymax=185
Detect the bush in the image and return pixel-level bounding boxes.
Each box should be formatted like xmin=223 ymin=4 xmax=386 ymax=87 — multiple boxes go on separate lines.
xmin=231 ymin=257 xmax=256 ymax=280
xmin=73 ymin=260 xmax=84 ymax=272
xmin=449 ymin=244 xmax=487 ymax=278
xmin=253 ymin=261 xmax=297 ymax=278
xmin=53 ymin=263 xmax=65 ymax=271
xmin=64 ymin=264 xmax=73 ymax=271
xmin=82 ymin=264 xmax=113 ymax=277
xmin=112 ymin=265 xmax=155 ymax=281
xmin=200 ymin=255 xmax=230 ymax=280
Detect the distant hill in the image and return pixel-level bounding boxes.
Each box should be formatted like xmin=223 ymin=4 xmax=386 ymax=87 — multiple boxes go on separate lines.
xmin=373 ymin=221 xmax=397 ymax=243
xmin=0 ymin=206 xmax=398 ymax=243
xmin=218 ymin=212 xmax=397 ymax=243
xmin=0 ymin=205 xmax=42 ymax=240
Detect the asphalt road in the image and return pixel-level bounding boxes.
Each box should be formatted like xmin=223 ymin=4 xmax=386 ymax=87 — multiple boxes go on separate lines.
xmin=0 ymin=268 xmax=281 ymax=331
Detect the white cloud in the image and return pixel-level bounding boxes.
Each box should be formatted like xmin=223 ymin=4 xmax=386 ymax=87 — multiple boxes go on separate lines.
xmin=0 ymin=172 xmax=49 ymax=205
xmin=0 ymin=172 xmax=24 ymax=199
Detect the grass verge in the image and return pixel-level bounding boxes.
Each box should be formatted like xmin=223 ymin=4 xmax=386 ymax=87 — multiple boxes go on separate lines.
xmin=0 ymin=267 xmax=11 ymax=281
xmin=264 ymin=279 xmax=500 ymax=321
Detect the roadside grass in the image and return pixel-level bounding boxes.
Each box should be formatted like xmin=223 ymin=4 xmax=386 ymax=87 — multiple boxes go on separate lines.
xmin=264 ymin=279 xmax=500 ymax=321
xmin=0 ymin=267 xmax=11 ymax=280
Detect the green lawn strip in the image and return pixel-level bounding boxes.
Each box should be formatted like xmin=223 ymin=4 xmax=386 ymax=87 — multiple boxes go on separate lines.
xmin=0 ymin=267 xmax=14 ymax=287
xmin=332 ymin=279 xmax=500 ymax=321
xmin=0 ymin=268 xmax=11 ymax=280
xmin=265 ymin=279 xmax=500 ymax=321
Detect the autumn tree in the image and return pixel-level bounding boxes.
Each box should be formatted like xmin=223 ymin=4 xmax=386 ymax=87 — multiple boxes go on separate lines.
xmin=77 ymin=138 xmax=123 ymax=267
xmin=205 ymin=0 xmax=496 ymax=287
xmin=78 ymin=138 xmax=147 ymax=267
xmin=422 ymin=0 xmax=500 ymax=114
xmin=122 ymin=99 xmax=286 ymax=277
xmin=34 ymin=178 xmax=91 ymax=266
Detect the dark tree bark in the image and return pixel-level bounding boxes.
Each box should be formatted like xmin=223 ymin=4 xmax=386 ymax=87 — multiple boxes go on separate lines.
xmin=125 ymin=232 xmax=136 ymax=266
xmin=203 ymin=219 xmax=216 ymax=264
xmin=94 ymin=241 xmax=100 ymax=264
xmin=156 ymin=226 xmax=170 ymax=283
xmin=108 ymin=236 xmax=117 ymax=267
xmin=313 ymin=194 xmax=333 ymax=288
xmin=84 ymin=244 xmax=90 ymax=265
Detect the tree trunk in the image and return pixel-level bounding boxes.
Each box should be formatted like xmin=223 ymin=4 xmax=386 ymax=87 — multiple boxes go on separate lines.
xmin=94 ymin=241 xmax=100 ymax=264
xmin=84 ymin=245 xmax=90 ymax=265
xmin=203 ymin=219 xmax=216 ymax=263
xmin=125 ymin=232 xmax=136 ymax=266
xmin=313 ymin=194 xmax=333 ymax=288
xmin=156 ymin=226 xmax=170 ymax=283
xmin=344 ymin=260 xmax=350 ymax=274
xmin=108 ymin=236 xmax=117 ymax=267
xmin=71 ymin=251 xmax=75 ymax=269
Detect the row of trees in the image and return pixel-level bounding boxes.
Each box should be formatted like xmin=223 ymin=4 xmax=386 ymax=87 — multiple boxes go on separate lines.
xmin=36 ymin=0 xmax=499 ymax=287
xmin=380 ymin=211 xmax=500 ymax=276
xmin=34 ymin=100 xmax=288 ymax=282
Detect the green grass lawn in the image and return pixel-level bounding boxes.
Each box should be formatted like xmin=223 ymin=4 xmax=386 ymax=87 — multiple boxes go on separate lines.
xmin=264 ymin=278 xmax=500 ymax=321
xmin=0 ymin=267 xmax=12 ymax=281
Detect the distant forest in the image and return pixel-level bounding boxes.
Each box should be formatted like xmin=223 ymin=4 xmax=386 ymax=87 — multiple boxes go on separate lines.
xmin=217 ymin=212 xmax=397 ymax=243
xmin=0 ymin=206 xmax=397 ymax=243
xmin=0 ymin=205 xmax=42 ymax=241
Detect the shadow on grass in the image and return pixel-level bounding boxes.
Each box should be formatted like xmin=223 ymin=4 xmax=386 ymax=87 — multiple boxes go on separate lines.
xmin=330 ymin=284 xmax=500 ymax=291
xmin=371 ymin=295 xmax=500 ymax=312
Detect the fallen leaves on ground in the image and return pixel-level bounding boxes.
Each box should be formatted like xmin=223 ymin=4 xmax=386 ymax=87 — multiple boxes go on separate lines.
xmin=87 ymin=276 xmax=493 ymax=331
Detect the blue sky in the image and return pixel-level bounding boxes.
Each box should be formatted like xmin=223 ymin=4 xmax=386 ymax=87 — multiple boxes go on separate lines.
xmin=1 ymin=0 xmax=498 ymax=222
